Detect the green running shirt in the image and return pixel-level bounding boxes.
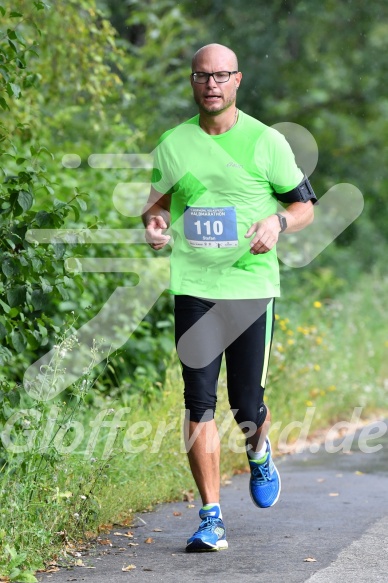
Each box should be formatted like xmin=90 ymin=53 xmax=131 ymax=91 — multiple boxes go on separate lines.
xmin=152 ymin=110 xmax=303 ymax=299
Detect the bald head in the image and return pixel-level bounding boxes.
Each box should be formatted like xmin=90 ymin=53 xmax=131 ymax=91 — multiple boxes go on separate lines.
xmin=192 ymin=44 xmax=239 ymax=72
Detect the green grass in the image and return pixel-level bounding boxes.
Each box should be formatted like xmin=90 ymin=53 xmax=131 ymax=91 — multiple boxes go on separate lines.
xmin=1 ymin=273 xmax=387 ymax=580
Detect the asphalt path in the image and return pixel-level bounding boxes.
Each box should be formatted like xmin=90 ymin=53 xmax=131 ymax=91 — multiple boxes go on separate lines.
xmin=37 ymin=421 xmax=388 ymax=583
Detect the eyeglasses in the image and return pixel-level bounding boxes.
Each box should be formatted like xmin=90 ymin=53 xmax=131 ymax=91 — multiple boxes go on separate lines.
xmin=191 ymin=71 xmax=238 ymax=84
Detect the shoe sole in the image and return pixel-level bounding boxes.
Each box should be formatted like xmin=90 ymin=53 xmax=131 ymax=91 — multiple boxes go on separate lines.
xmin=249 ymin=464 xmax=281 ymax=508
xmin=185 ymin=539 xmax=228 ymax=552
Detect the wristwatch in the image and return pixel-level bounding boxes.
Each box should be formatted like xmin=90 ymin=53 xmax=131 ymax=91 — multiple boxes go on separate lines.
xmin=275 ymin=213 xmax=287 ymax=233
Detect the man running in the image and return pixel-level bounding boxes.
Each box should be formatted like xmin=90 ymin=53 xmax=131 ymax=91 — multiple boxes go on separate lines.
xmin=142 ymin=43 xmax=317 ymax=552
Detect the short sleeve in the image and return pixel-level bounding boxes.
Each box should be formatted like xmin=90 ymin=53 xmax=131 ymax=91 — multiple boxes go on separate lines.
xmin=265 ymin=129 xmax=304 ymax=194
xmin=151 ymin=130 xmax=174 ymax=195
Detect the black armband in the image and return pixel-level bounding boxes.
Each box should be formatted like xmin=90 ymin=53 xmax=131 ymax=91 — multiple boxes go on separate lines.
xmin=275 ymin=176 xmax=318 ymax=205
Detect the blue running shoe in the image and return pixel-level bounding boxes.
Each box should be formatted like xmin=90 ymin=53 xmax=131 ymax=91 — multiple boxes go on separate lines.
xmin=186 ymin=504 xmax=228 ymax=552
xmin=248 ymin=438 xmax=281 ymax=508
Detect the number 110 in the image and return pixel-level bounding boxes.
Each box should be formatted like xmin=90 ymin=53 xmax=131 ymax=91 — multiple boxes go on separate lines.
xmin=193 ymin=220 xmax=224 ymax=236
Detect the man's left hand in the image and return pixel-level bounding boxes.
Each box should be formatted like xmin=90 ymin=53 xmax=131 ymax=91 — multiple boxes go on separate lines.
xmin=245 ymin=215 xmax=281 ymax=254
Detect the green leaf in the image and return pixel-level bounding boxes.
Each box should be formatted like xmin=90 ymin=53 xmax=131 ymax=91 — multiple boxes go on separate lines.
xmin=11 ymin=330 xmax=26 ymax=352
xmin=25 ymin=329 xmax=40 ymax=349
xmin=7 ymin=285 xmax=26 ymax=307
xmin=37 ymin=145 xmax=54 ymax=159
xmin=2 ymin=258 xmax=19 ymax=278
xmin=34 ymin=1 xmax=48 ymax=10
xmin=0 ymin=6 xmax=5 ymax=17
xmin=0 ymin=96 xmax=9 ymax=110
xmin=0 ymin=321 xmax=6 ymax=339
xmin=35 ymin=210 xmax=52 ymax=227
xmin=70 ymin=204 xmax=80 ymax=221
xmin=0 ymin=66 xmax=9 ymax=81
xmin=43 ymin=184 xmax=54 ymax=195
xmin=73 ymin=274 xmax=84 ymax=294
xmin=31 ymin=289 xmax=49 ymax=310
xmin=76 ymin=197 xmax=87 ymax=211
xmin=39 ymin=277 xmax=53 ymax=293
xmin=7 ymin=388 xmax=20 ymax=407
xmin=11 ymin=571 xmax=38 ymax=582
xmin=0 ymin=299 xmax=11 ymax=314
xmin=32 ymin=257 xmax=43 ymax=272
xmin=8 ymin=39 xmax=17 ymax=53
xmin=5 ymin=238 xmax=16 ymax=250
xmin=18 ymin=190 xmax=33 ymax=211
xmin=6 ymin=83 xmax=21 ymax=98
xmin=19 ymin=254 xmax=29 ymax=267
xmin=56 ymin=284 xmax=69 ymax=300
xmin=52 ymin=241 xmax=66 ymax=259
xmin=10 ymin=11 xmax=23 ymax=17
xmin=53 ymin=198 xmax=67 ymax=210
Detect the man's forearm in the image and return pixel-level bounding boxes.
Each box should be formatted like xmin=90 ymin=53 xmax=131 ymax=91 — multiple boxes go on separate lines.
xmin=277 ymin=201 xmax=314 ymax=233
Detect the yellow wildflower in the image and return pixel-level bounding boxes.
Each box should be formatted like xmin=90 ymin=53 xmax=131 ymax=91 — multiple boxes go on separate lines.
xmin=313 ymin=301 xmax=322 ymax=308
xmin=316 ymin=336 xmax=323 ymax=345
xmin=287 ymin=338 xmax=295 ymax=345
xmin=328 ymin=385 xmax=336 ymax=392
xmin=305 ymin=400 xmax=314 ymax=407
xmin=313 ymin=364 xmax=321 ymax=371
xmin=275 ymin=314 xmax=280 ymax=321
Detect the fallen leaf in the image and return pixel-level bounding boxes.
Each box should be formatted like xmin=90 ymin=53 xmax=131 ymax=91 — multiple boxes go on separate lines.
xmin=173 ymin=512 xmax=182 ymax=517
xmin=97 ymin=538 xmax=112 ymax=545
xmin=45 ymin=567 xmax=60 ymax=573
xmin=329 ymin=492 xmax=339 ymax=497
xmin=304 ymin=557 xmax=317 ymax=562
xmin=144 ymin=537 xmax=154 ymax=544
xmin=354 ymin=470 xmax=364 ymax=475
xmin=121 ymin=531 xmax=134 ymax=538
xmin=75 ymin=559 xmax=85 ymax=567
xmin=128 ymin=542 xmax=139 ymax=547
xmin=152 ymin=528 xmax=163 ymax=532
xmin=98 ymin=523 xmax=113 ymax=533
xmin=122 ymin=564 xmax=136 ymax=571
xmin=186 ymin=504 xmax=195 ymax=509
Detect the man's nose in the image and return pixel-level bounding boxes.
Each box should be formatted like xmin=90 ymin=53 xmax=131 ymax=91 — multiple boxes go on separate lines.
xmin=205 ymin=74 xmax=218 ymax=88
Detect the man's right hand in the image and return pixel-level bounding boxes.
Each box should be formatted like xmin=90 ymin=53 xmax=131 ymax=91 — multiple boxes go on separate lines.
xmin=145 ymin=215 xmax=171 ymax=250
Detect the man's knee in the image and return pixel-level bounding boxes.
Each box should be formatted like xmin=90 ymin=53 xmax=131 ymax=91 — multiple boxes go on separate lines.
xmin=233 ymin=402 xmax=268 ymax=429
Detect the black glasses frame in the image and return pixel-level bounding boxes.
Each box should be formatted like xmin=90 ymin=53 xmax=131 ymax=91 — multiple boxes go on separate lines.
xmin=191 ymin=71 xmax=238 ymax=84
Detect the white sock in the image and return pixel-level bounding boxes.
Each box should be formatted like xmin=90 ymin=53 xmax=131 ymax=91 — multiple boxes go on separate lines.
xmin=247 ymin=443 xmax=267 ymax=460
xmin=202 ymin=503 xmax=222 ymax=519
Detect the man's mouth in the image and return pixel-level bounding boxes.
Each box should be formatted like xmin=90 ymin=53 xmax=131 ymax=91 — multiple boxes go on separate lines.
xmin=204 ymin=95 xmax=222 ymax=101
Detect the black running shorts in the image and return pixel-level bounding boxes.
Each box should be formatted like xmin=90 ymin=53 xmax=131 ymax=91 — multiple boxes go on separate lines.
xmin=174 ymin=295 xmax=275 ymax=428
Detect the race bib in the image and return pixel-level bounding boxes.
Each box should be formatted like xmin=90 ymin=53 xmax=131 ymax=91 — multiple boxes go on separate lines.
xmin=184 ymin=206 xmax=238 ymax=248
